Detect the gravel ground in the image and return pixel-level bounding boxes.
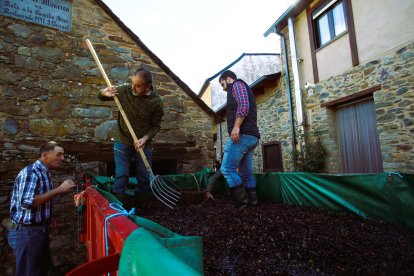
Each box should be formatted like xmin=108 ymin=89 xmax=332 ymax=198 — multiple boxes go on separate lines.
xmin=136 ymin=192 xmax=414 ymax=275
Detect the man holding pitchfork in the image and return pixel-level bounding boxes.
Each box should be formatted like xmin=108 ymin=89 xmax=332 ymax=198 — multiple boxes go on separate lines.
xmin=99 ymin=68 xmax=164 ymax=209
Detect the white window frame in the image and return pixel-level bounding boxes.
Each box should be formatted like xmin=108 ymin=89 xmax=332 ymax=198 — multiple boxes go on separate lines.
xmin=313 ymin=0 xmax=347 ymax=48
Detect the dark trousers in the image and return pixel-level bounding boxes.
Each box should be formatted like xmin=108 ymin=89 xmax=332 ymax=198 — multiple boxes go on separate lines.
xmin=7 ymin=225 xmax=52 ymax=276
xmin=113 ymin=141 xmax=153 ymax=194
xmin=206 ymin=169 xmax=223 ymax=192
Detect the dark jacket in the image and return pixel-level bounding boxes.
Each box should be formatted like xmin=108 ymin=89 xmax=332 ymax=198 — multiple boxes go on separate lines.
xmin=226 ymin=80 xmax=260 ymax=138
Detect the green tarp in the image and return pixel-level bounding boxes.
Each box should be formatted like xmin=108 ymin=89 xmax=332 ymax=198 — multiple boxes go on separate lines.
xmin=119 ymin=228 xmax=201 ymax=276
xmin=88 ymin=170 xmax=414 ymax=229
xmin=277 ymin=172 xmax=414 ymax=229
xmin=88 ymin=170 xmax=413 ymax=275
xmin=123 ymin=216 xmax=203 ymax=275
xmin=86 ymin=167 xmax=212 ymax=196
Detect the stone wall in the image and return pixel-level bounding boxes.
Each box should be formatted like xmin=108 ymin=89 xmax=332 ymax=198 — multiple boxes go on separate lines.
xmin=279 ymin=20 xmax=414 ymax=173
xmin=303 ymin=39 xmax=414 ymax=173
xmin=255 ymin=77 xmax=295 ymax=172
xmin=0 ymin=0 xmax=216 ymax=273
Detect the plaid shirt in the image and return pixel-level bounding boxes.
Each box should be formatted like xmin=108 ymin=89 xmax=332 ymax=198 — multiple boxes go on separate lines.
xmin=232 ymin=80 xmax=250 ymax=117
xmin=10 ymin=160 xmax=53 ymax=224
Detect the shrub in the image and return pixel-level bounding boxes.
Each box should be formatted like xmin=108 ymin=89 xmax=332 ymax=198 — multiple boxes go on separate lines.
xmin=292 ymin=128 xmax=326 ymax=172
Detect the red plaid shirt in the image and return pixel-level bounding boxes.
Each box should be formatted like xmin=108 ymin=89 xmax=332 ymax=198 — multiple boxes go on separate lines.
xmin=231 ymin=80 xmax=249 ymax=117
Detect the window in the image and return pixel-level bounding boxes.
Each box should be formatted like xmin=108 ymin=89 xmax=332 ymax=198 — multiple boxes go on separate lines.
xmin=262 ymin=141 xmax=283 ymax=172
xmin=313 ymin=0 xmax=347 ymax=48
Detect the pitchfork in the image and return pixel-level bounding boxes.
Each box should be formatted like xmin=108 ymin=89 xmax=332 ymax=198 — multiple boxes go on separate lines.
xmin=86 ymin=39 xmax=181 ymax=209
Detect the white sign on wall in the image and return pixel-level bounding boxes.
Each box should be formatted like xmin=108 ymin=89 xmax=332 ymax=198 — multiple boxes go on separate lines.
xmin=0 ymin=0 xmax=72 ymax=32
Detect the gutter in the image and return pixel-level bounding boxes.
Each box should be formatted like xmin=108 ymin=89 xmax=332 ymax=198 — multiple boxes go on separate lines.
xmin=269 ymin=29 xmax=296 ymax=150
xmin=288 ymin=18 xmax=304 ymax=126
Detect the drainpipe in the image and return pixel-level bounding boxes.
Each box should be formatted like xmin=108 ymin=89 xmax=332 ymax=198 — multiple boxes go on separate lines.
xmin=288 ymin=17 xmax=304 ymax=126
xmin=274 ymin=28 xmax=296 ymax=150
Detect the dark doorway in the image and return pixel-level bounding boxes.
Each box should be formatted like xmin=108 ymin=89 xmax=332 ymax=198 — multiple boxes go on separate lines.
xmin=262 ymin=141 xmax=284 ymax=172
xmin=152 ymin=159 xmax=177 ymax=175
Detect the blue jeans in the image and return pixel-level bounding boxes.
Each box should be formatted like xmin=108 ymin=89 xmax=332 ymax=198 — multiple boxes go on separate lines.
xmin=112 ymin=141 xmax=153 ymax=194
xmin=7 ymin=226 xmax=51 ymax=276
xmin=221 ymin=134 xmax=259 ymax=189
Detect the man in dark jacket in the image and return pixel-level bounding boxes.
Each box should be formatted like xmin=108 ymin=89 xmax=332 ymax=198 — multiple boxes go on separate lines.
xmin=218 ymin=70 xmax=260 ymax=208
xmin=99 ymin=68 xmax=164 ymax=208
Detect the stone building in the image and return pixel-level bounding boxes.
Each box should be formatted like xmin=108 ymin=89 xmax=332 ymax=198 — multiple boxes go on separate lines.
xmin=0 ymin=0 xmax=219 ymax=273
xmin=263 ymin=0 xmax=414 ymax=173
xmin=198 ymin=53 xmax=281 ymax=111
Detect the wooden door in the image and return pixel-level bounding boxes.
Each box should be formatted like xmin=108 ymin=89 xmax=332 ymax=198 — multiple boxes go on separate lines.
xmin=262 ymin=141 xmax=283 ymax=172
xmin=336 ymin=98 xmax=383 ymax=173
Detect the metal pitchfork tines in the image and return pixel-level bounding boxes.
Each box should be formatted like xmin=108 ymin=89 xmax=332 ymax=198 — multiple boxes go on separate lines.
xmin=86 ymin=38 xmax=181 ymax=209
xmin=150 ymin=175 xmax=181 ymax=209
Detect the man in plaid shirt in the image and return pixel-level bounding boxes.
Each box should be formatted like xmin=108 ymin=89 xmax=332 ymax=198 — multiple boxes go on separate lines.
xmin=219 ymin=70 xmax=261 ymax=208
xmin=8 ymin=141 xmax=76 ymax=275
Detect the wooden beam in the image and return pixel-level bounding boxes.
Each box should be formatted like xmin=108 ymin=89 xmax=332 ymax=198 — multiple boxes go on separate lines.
xmin=320 ymin=85 xmax=381 ymax=108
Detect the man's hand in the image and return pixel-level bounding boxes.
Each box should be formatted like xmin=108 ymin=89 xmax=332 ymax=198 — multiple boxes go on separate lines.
xmin=231 ymin=117 xmax=244 ymax=143
xmin=100 ymin=86 xmax=118 ymax=98
xmin=231 ymin=126 xmax=240 ymax=143
xmin=32 ymin=179 xmax=76 ymax=208
xmin=58 ymin=179 xmax=77 ymax=193
xmin=134 ymin=136 xmax=149 ymax=150
xmin=205 ymin=191 xmax=214 ymax=200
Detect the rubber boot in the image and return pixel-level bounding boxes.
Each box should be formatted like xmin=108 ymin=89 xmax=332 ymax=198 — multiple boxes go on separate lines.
xmin=246 ymin=188 xmax=258 ymax=206
xmin=230 ymin=185 xmax=248 ymax=208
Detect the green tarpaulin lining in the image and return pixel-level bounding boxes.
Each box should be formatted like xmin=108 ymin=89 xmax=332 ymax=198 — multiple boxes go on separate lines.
xmin=210 ymin=171 xmax=413 ymax=229
xmin=124 ymin=216 xmax=203 ymax=275
xmin=88 ymin=170 xmax=413 ymax=229
xmin=89 ymin=170 xmax=413 ymax=275
xmin=87 ymin=167 xmax=213 ymax=196
xmin=119 ymin=228 xmax=201 ymax=276
xmin=278 ymin=172 xmax=414 ymax=229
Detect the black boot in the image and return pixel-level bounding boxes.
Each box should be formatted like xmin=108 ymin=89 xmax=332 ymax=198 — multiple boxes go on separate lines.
xmin=134 ymin=191 xmax=153 ymax=210
xmin=230 ymin=185 xmax=248 ymax=208
xmin=246 ymin=188 xmax=258 ymax=206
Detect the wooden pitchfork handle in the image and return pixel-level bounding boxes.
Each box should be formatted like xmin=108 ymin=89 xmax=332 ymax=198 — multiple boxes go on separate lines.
xmin=86 ymin=39 xmax=154 ymax=175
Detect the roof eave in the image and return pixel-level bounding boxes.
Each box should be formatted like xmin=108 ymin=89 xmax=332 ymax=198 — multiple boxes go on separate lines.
xmin=197 ymin=80 xmax=210 ymax=97
xmin=264 ymin=0 xmax=313 ymax=37
xmin=250 ymin=72 xmax=281 ymax=89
